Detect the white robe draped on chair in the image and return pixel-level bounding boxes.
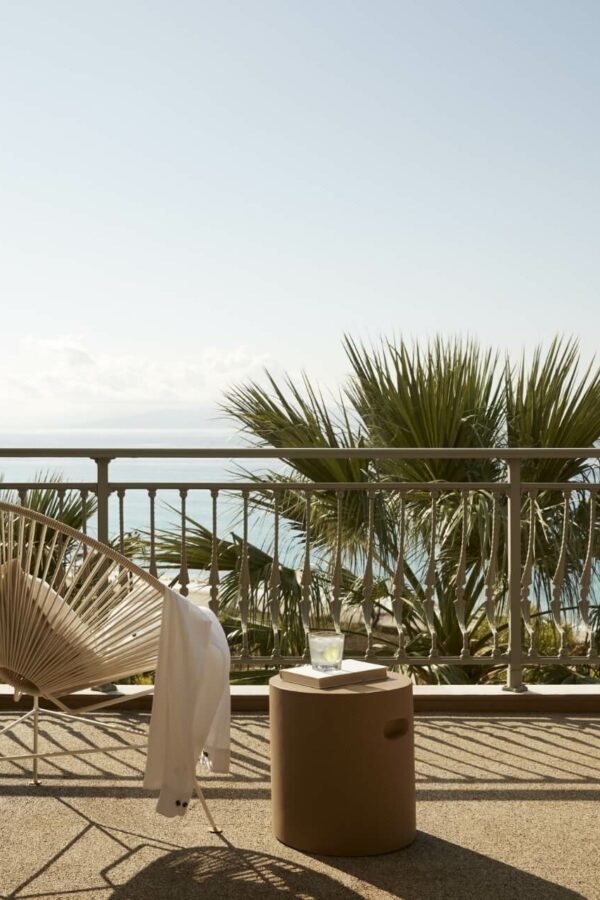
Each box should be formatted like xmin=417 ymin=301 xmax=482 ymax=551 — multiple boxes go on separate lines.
xmin=144 ymin=588 xmax=230 ymax=817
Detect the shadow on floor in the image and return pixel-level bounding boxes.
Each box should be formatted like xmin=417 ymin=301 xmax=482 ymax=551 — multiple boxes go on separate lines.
xmin=109 ymin=834 xmax=587 ymax=900
xmin=110 ymin=845 xmax=364 ymax=899
xmin=322 ymin=832 xmax=585 ymax=900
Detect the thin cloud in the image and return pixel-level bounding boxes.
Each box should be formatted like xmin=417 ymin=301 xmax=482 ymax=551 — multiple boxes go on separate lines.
xmin=3 ymin=336 xmax=271 ymax=428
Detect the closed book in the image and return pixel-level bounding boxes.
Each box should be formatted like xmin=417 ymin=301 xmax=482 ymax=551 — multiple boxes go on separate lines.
xmin=280 ymin=659 xmax=388 ymax=689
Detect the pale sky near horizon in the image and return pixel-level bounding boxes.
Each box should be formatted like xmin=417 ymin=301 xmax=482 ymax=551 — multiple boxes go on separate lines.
xmin=1 ymin=0 xmax=599 ymax=434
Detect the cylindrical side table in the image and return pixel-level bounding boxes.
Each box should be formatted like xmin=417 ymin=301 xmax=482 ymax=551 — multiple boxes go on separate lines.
xmin=269 ymin=673 xmax=416 ymax=856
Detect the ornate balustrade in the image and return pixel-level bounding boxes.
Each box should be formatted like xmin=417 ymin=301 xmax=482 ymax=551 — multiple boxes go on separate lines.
xmin=1 ymin=447 xmax=599 ymax=690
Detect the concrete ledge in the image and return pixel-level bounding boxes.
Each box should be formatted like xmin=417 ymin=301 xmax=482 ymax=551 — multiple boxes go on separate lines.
xmin=0 ymin=684 xmax=270 ymax=714
xmin=2 ymin=683 xmax=599 ymax=714
xmin=412 ymin=684 xmax=600 ymax=714
xmin=0 ymin=684 xmax=155 ymax=712
xmin=229 ymin=685 xmax=270 ymax=712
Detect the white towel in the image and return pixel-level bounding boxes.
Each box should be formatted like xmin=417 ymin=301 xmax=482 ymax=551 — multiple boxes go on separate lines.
xmin=144 ymin=588 xmax=230 ymax=817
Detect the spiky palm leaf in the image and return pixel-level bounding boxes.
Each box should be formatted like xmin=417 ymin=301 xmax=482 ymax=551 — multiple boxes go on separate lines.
xmin=0 ymin=472 xmax=97 ymax=580
xmin=149 ymin=513 xmax=338 ymax=657
xmin=153 ymin=336 xmax=600 ymax=682
xmin=0 ymin=471 xmax=96 ymax=531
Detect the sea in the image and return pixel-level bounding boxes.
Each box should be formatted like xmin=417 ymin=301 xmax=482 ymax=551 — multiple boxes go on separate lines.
xmin=0 ymin=428 xmax=278 ymax=553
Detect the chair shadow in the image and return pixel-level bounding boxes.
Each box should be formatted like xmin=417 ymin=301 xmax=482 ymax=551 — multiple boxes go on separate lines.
xmin=321 ymin=832 xmax=586 ymax=900
xmin=107 ymin=834 xmax=586 ymax=900
xmin=110 ymin=844 xmax=364 ymax=899
xmin=6 ymin=803 xmax=586 ymax=900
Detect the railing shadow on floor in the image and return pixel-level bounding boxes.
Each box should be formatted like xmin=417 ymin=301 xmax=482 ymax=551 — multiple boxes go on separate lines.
xmin=0 ymin=713 xmax=270 ymax=800
xmin=5 ymin=712 xmax=600 ymax=802
xmin=0 ymin=711 xmax=148 ymax=784
xmin=414 ymin=715 xmax=600 ymax=802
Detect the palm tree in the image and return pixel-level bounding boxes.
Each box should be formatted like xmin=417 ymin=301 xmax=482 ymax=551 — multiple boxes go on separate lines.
xmin=0 ymin=472 xmax=95 ymax=531
xmin=153 ymin=336 xmax=600 ymax=683
xmin=0 ymin=473 xmax=98 ymax=583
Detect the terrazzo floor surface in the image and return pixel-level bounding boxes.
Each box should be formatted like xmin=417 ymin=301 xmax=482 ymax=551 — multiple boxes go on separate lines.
xmin=0 ymin=711 xmax=599 ymax=899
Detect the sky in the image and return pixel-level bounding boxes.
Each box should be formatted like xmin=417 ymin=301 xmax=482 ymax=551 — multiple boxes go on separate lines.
xmin=1 ymin=0 xmax=599 ymax=435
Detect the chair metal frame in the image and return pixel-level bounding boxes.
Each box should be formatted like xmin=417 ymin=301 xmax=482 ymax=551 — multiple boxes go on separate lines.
xmin=0 ymin=500 xmax=221 ymax=832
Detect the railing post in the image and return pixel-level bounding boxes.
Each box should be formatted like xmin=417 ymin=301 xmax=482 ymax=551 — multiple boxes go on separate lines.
xmin=94 ymin=456 xmax=111 ymax=545
xmin=505 ymin=458 xmax=526 ymax=692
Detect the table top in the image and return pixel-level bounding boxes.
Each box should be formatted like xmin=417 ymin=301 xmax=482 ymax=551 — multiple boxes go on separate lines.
xmin=269 ymin=672 xmax=412 ymax=696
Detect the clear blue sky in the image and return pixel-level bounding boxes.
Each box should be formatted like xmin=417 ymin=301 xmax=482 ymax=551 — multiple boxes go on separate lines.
xmin=1 ymin=0 xmax=599 ymax=432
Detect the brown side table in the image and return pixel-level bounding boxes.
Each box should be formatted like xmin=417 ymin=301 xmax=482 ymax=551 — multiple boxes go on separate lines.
xmin=269 ymin=672 xmax=416 ymax=856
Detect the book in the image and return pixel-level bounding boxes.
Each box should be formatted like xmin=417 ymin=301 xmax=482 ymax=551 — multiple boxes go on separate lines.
xmin=280 ymin=659 xmax=388 ymax=689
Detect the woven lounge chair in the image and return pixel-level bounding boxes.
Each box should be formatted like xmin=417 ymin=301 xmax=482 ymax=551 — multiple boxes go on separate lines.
xmin=0 ymin=500 xmax=220 ymax=831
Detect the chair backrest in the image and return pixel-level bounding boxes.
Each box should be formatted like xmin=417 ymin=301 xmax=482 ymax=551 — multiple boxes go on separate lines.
xmin=0 ymin=501 xmax=166 ymax=697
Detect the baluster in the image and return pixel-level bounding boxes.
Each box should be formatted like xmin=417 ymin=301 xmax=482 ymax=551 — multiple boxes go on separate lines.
xmin=239 ymin=490 xmax=250 ymax=658
xmin=484 ymin=494 xmax=501 ymax=657
xmin=300 ymin=492 xmax=312 ymax=660
xmin=81 ymin=489 xmax=89 ymax=560
xmin=17 ymin=490 xmax=28 ymax=557
xmin=362 ymin=490 xmax=375 ymax=657
xmin=393 ymin=492 xmax=407 ymax=658
xmin=17 ymin=489 xmax=30 ymax=563
xmin=269 ymin=490 xmax=281 ymax=659
xmin=551 ymin=491 xmax=569 ymax=658
xmin=425 ymin=492 xmax=438 ymax=657
xmin=95 ymin=457 xmax=110 ymax=544
xmin=521 ymin=491 xmax=537 ymax=655
xmin=57 ymin=487 xmax=66 ymax=558
xmin=579 ymin=491 xmax=596 ymax=659
xmin=148 ymin=489 xmax=158 ymax=577
xmin=57 ymin=487 xmax=65 ymax=522
xmin=118 ymin=489 xmax=126 ymax=555
xmin=209 ymin=489 xmax=220 ymax=617
xmin=331 ymin=492 xmax=343 ymax=634
xmin=454 ymin=491 xmax=470 ymax=658
xmin=179 ymin=489 xmax=190 ymax=597
xmin=80 ymin=490 xmax=88 ymax=535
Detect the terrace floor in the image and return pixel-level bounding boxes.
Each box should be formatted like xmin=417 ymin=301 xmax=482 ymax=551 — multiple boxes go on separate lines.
xmin=0 ymin=711 xmax=599 ymax=899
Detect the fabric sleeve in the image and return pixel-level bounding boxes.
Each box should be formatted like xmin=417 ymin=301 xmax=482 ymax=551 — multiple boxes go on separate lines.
xmin=197 ymin=616 xmax=231 ymax=774
xmin=144 ymin=591 xmax=211 ymax=817
xmin=144 ymin=591 xmax=231 ymax=817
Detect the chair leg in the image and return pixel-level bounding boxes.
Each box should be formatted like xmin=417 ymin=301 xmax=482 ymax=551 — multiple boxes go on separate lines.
xmin=31 ymin=696 xmax=40 ymax=786
xmin=194 ymin=779 xmax=222 ymax=833
xmin=0 ymin=708 xmax=34 ymax=737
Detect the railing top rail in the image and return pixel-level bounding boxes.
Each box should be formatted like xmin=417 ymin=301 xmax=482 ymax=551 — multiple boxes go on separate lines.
xmin=3 ymin=480 xmax=598 ymax=492
xmin=0 ymin=447 xmax=599 ymax=460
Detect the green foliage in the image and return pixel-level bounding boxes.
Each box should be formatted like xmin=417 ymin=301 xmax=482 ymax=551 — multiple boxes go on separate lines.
xmin=345 ymin=335 xmax=504 ymax=483
xmin=153 ymin=336 xmax=600 ymax=683
xmin=506 ymin=338 xmax=600 ymax=481
xmin=150 ymin=514 xmax=335 ymax=658
xmin=0 ymin=472 xmax=97 ymax=583
xmin=0 ymin=471 xmax=96 ymax=532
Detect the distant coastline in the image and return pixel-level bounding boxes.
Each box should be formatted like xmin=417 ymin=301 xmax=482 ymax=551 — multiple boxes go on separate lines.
xmin=0 ymin=426 xmax=264 ymax=548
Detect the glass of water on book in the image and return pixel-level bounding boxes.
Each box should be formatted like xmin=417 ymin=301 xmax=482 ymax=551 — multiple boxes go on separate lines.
xmin=308 ymin=631 xmax=345 ymax=671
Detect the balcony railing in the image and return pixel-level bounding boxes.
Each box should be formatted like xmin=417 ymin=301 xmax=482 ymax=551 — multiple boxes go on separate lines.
xmin=1 ymin=446 xmax=599 ymax=691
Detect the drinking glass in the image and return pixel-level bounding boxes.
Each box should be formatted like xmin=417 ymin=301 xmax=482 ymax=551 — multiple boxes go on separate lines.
xmin=308 ymin=632 xmax=345 ymax=671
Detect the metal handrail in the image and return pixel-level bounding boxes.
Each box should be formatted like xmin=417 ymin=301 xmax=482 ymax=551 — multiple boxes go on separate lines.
xmin=1 ymin=446 xmax=599 ymax=690
xmin=0 ymin=446 xmax=599 ymax=458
